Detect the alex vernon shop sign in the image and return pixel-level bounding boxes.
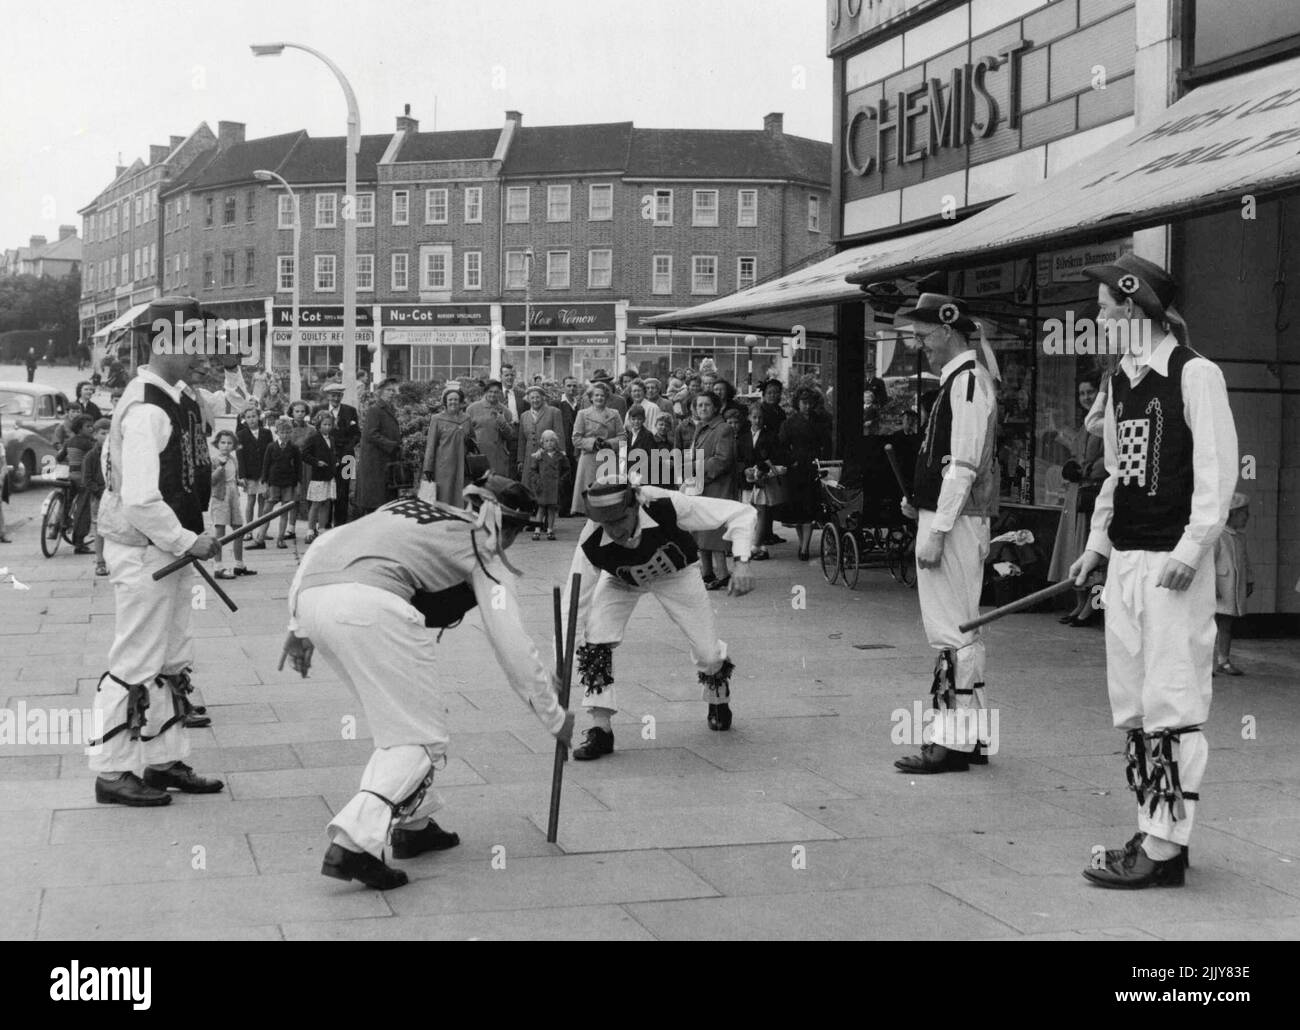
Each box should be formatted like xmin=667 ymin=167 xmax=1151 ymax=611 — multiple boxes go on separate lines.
xmin=502 ymin=304 xmax=615 ymax=333
xmin=845 ymin=39 xmax=1031 ymax=176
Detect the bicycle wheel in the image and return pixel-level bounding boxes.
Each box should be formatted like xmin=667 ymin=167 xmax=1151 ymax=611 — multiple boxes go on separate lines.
xmin=893 ymin=530 xmax=917 ymax=587
xmin=841 ymin=531 xmax=861 ymax=590
xmin=819 ymin=523 xmax=840 ymax=585
xmin=41 ymin=491 xmax=65 ymax=558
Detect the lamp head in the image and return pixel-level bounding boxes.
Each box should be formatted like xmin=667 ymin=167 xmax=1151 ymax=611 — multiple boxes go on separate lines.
xmin=250 ymin=43 xmax=287 ymax=57
xmin=253 ymin=170 xmax=275 ymax=182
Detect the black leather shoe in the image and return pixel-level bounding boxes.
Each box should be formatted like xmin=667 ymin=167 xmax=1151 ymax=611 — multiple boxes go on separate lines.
xmin=391 ymin=820 xmax=460 ymax=859
xmin=183 ymin=712 xmax=212 ymax=728
xmin=1083 ymin=847 xmax=1185 ymax=889
xmin=1106 ymin=832 xmax=1189 ymax=869
xmin=95 ymin=772 xmax=172 ymax=807
xmin=714 ymin=702 xmax=732 ymax=730
xmin=969 ymin=742 xmax=989 ymax=765
xmin=573 ymin=726 xmax=614 ymax=761
xmin=321 ymin=843 xmax=408 ymax=890
xmin=705 ymin=575 xmax=731 ymax=591
xmin=142 ymin=761 xmax=224 ymax=794
xmin=707 ymin=704 xmax=720 ymax=730
xmin=894 ymin=743 xmax=970 ymax=774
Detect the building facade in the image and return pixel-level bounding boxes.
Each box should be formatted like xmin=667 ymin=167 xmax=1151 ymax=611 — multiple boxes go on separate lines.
xmin=80 ymin=109 xmax=831 ymax=396
xmin=1 ymin=227 xmax=82 ymax=279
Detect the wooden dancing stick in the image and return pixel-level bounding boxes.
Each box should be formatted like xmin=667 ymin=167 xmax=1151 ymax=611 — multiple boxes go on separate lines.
xmin=191 ymin=556 xmax=239 ymax=612
xmin=546 ymin=571 xmax=581 ymax=844
xmin=883 ymin=443 xmax=912 ymax=505
xmin=151 ymin=502 xmax=298 ymax=581
xmin=958 ymin=579 xmax=1078 ymax=633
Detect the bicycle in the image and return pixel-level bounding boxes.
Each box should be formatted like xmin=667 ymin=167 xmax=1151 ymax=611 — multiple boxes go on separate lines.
xmin=40 ymin=473 xmax=77 ymax=558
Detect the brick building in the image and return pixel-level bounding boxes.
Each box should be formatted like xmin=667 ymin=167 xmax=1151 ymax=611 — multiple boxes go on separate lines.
xmin=1 ymin=227 xmax=82 ymax=279
xmin=79 ymin=108 xmax=831 ymax=394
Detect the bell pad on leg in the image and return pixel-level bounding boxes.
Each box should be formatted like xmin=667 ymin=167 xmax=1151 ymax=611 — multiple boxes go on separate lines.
xmin=577 ymin=642 xmax=614 ymax=696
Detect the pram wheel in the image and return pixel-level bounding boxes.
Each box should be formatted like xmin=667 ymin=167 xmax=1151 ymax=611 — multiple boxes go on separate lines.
xmin=841 ymin=531 xmax=861 ymax=590
xmin=819 ymin=523 xmax=840 ymax=585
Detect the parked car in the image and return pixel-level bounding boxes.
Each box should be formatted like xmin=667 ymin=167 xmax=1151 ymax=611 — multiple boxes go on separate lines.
xmin=0 ymin=381 xmax=74 ymax=491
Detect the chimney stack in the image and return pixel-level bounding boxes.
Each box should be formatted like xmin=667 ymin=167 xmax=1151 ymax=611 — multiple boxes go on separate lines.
xmin=506 ymin=110 xmax=523 ymax=128
xmin=59 ymin=225 xmax=77 ymax=240
xmin=396 ymin=103 xmax=419 ymax=133
xmin=150 ymin=144 xmax=169 ymax=164
xmin=29 ymin=235 xmax=48 ymax=251
xmin=217 ymin=121 xmax=246 ymax=148
xmin=764 ymin=112 xmax=784 ymax=134
xmin=115 ymin=165 xmax=126 ymax=178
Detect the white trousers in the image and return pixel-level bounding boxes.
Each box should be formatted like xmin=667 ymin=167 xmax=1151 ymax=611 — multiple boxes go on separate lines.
xmin=583 ymin=564 xmax=728 ymax=714
xmin=915 ymin=511 xmax=990 ymax=752
xmin=89 ymin=540 xmax=196 ymax=773
xmin=295 ymin=584 xmax=452 ymax=859
xmin=1101 ymin=548 xmax=1214 ymax=846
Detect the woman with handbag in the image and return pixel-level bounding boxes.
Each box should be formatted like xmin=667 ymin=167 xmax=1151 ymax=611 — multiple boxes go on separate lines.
xmin=686 ymin=391 xmax=738 ymax=589
xmin=570 ymin=381 xmax=623 ymax=516
xmin=1048 ymin=373 xmax=1107 ymax=625
xmin=354 ymin=378 xmax=403 ymax=517
xmin=422 ymin=383 xmax=475 ymax=508
xmin=740 ymin=399 xmax=785 ymax=560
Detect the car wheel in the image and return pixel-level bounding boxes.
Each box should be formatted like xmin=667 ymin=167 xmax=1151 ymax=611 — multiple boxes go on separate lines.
xmin=9 ymin=453 xmax=33 ymax=492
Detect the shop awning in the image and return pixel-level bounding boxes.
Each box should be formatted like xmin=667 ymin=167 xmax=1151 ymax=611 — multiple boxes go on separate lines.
xmin=644 ymin=225 xmax=953 ymax=337
xmin=847 ymin=55 xmax=1300 ymax=284
xmin=91 ymin=303 xmax=150 ymax=343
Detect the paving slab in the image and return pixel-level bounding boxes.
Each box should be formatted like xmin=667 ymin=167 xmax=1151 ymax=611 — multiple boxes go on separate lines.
xmin=547 ymin=801 xmax=843 ymax=852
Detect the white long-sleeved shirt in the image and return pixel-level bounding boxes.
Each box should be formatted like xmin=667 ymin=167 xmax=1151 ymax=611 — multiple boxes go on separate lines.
xmin=98 ymin=366 xmax=255 ymax=554
xmin=929 ymin=350 xmax=997 ymax=534
xmin=563 ymin=485 xmax=756 ymax=645
xmin=1086 ymin=334 xmax=1238 ymax=569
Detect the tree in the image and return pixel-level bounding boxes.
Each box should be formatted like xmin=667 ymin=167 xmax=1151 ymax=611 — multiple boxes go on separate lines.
xmin=0 ymin=272 xmax=82 ymax=357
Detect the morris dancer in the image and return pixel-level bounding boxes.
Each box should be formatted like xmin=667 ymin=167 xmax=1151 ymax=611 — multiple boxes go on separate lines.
xmin=281 ymin=471 xmax=574 ymax=890
xmin=90 ymin=299 xmax=252 ymax=805
xmin=893 ymin=294 xmax=999 ymax=774
xmin=564 ymin=475 xmax=756 ymax=761
xmin=1072 ymin=254 xmax=1237 ymax=888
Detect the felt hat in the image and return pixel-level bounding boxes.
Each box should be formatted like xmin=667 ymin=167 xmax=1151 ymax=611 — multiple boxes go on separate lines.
xmin=1081 ymin=253 xmax=1177 ymax=322
xmin=588 ymin=369 xmax=614 ymax=384
xmin=320 ymin=382 xmax=345 ymax=395
xmin=894 ymin=293 xmax=977 ymax=335
xmin=464 ymin=469 xmax=538 ymax=525
xmin=583 ymin=477 xmax=636 ymax=522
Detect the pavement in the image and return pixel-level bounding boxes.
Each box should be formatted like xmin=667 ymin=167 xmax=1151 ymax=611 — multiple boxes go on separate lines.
xmin=2 ymin=362 xmax=1299 ymax=941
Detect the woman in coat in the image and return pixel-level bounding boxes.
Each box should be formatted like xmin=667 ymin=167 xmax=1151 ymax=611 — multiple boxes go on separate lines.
xmin=776 ymin=387 xmax=832 ymax=561
xmin=570 ymin=381 xmax=623 ymax=516
xmin=688 ymin=390 xmax=738 ymax=589
xmin=517 ymin=385 xmax=563 ymax=474
xmin=422 ymin=383 xmax=474 ymax=508
xmin=354 ymin=378 xmax=402 ymax=516
xmin=1048 ymin=373 xmax=1107 ymax=625
xmin=465 ymin=379 xmax=516 ymax=477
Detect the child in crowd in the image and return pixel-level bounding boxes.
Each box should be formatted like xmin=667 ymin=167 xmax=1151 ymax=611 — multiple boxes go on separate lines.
xmin=262 ymin=417 xmax=301 ymax=548
xmin=237 ymin=406 xmax=272 ymax=550
xmin=624 ymin=404 xmax=655 ymax=477
xmin=1214 ymin=492 xmax=1253 ymax=676
xmin=209 ymin=430 xmax=255 ymax=580
xmin=83 ymin=418 xmax=111 ymax=574
xmin=651 ymin=412 xmax=679 ymax=489
xmin=304 ymin=411 xmax=340 ymax=544
xmin=527 ymin=429 xmax=570 ymax=541
xmin=56 ymin=413 xmax=96 ymax=554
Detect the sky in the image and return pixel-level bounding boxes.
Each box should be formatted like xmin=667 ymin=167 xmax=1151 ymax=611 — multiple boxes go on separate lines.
xmin=0 ymin=0 xmax=833 ymax=248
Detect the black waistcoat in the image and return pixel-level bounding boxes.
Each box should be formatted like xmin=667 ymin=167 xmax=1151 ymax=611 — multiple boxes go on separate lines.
xmin=143 ymin=383 xmax=211 ymax=534
xmin=1108 ymin=346 xmax=1196 ymax=552
xmin=581 ymin=497 xmax=700 ymax=587
xmin=913 ymin=360 xmax=973 ymax=512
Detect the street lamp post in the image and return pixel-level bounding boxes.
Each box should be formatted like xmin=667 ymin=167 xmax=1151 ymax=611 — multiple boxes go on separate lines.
xmin=252 ymin=42 xmax=359 ymax=407
xmin=254 ymin=170 xmax=298 ymax=401
xmin=523 ymin=248 xmax=534 ymax=381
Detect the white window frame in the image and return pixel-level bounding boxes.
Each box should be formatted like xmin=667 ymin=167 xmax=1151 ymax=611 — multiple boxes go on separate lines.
xmin=692 ymin=189 xmax=719 ymax=227
xmin=691 ymin=255 xmax=718 ymax=295
xmin=201 ymin=253 xmax=213 ymax=289
xmin=421 ymin=245 xmax=452 ymax=291
xmin=737 ymin=256 xmax=757 ymax=291
xmin=737 ymin=189 xmax=758 ymax=226
xmin=547 ymin=185 xmax=571 ymax=222
xmin=315 ymin=254 xmax=337 ymax=292
xmin=505 ymin=250 xmax=528 ymax=290
xmin=546 ymin=250 xmax=570 ymax=290
xmin=463 ymin=250 xmax=482 ymax=291
xmin=222 ymin=250 xmax=237 ymax=288
xmin=391 ymin=190 xmax=409 ymax=226
xmin=464 ymin=187 xmax=483 ymax=223
xmin=356 ymin=253 xmax=374 ymax=292
xmin=424 ymin=188 xmax=449 ymax=225
xmin=652 ymin=255 xmax=672 ymax=295
xmin=277 ymin=194 xmax=296 ymax=229
xmin=223 ymin=194 xmax=237 ymax=226
xmin=807 ymin=194 xmax=821 ymax=233
xmin=391 ymin=253 xmax=409 ymax=291
xmin=244 ymin=248 xmax=255 ymax=285
xmin=245 ymin=190 xmax=256 ymax=223
xmin=506 ymin=186 xmax=530 ymax=223
xmin=588 ymin=249 xmax=612 ymax=289
xmin=277 ymin=256 xmax=295 ymax=293
xmin=356 ymin=192 xmax=375 ymax=227
xmin=588 ymin=183 xmax=613 ymax=221
xmin=316 ymin=193 xmax=337 ymax=229
xmin=653 ymin=188 xmax=673 ymax=226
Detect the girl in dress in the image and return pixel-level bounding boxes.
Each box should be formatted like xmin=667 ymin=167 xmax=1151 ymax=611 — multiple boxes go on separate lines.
xmin=526 ymin=429 xmax=570 ymax=540
xmin=304 ymin=411 xmax=340 ymax=543
xmin=209 ymin=430 xmax=255 ymax=579
xmin=1214 ymin=493 xmax=1253 ymax=675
